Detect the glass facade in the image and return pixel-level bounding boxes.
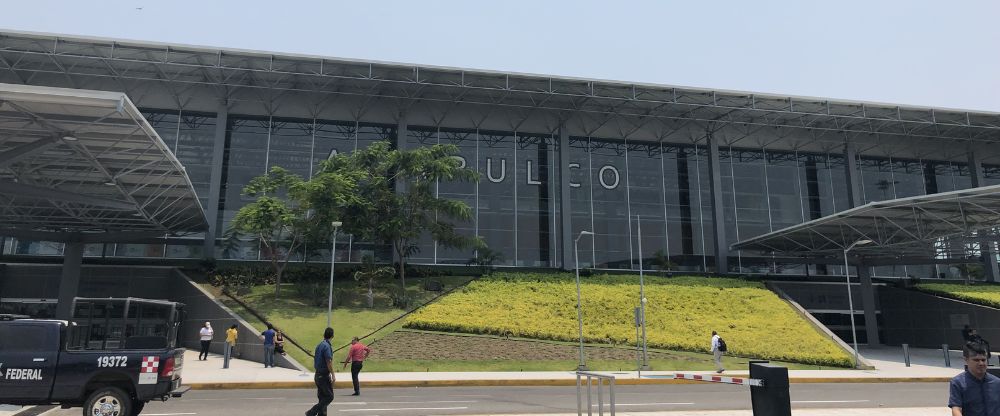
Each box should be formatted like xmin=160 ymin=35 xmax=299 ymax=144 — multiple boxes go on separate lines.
xmin=2 ymin=107 xmax=987 ymax=278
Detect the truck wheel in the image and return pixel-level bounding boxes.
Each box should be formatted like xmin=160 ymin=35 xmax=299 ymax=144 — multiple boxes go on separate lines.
xmin=83 ymin=387 xmax=132 ymax=416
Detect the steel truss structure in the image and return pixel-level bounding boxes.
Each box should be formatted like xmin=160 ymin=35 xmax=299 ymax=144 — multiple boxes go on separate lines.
xmin=0 ymin=82 xmax=207 ymax=241
xmin=731 ymin=184 xmax=1000 ymax=262
xmin=1 ymin=30 xmax=1000 ymax=158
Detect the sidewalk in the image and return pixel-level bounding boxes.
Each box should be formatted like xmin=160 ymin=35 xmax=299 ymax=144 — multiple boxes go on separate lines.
xmin=181 ymin=345 xmax=966 ymax=389
xmin=457 ymin=410 xmax=942 ymax=416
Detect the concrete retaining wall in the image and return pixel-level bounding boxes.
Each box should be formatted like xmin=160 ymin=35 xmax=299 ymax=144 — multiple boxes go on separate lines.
xmin=880 ymin=286 xmax=1000 ymax=349
xmin=170 ymin=270 xmax=306 ymax=371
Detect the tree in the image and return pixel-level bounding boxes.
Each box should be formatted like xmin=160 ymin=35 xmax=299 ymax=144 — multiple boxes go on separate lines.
xmin=651 ymin=249 xmax=677 ymax=275
xmin=353 ymin=254 xmax=395 ymax=308
xmin=320 ymin=141 xmax=480 ymax=303
xmin=231 ymin=166 xmax=357 ymax=298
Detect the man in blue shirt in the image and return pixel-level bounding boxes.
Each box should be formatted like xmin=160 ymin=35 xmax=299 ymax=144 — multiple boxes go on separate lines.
xmin=950 ymin=342 xmax=1000 ymax=416
xmin=259 ymin=324 xmax=277 ymax=368
xmin=306 ymin=327 xmax=335 ymax=416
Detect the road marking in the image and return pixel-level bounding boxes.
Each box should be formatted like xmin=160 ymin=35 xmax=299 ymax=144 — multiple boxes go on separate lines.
xmin=334 ymin=400 xmax=476 ymax=405
xmin=141 ymin=413 xmax=198 ymax=416
xmin=184 ymin=397 xmax=285 ymax=401
xmin=600 ymin=402 xmax=695 ymax=406
xmin=792 ymin=400 xmax=871 ymax=404
xmin=339 ymin=407 xmax=468 ymax=412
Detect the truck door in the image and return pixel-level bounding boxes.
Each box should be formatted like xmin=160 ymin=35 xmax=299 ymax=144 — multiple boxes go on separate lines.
xmin=0 ymin=323 xmax=59 ymax=401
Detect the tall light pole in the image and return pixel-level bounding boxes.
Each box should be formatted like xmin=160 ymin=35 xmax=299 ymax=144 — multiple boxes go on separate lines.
xmin=327 ymin=221 xmax=343 ymax=329
xmin=636 ymin=215 xmax=650 ymax=370
xmin=574 ymin=230 xmax=594 ymax=371
xmin=843 ymin=238 xmax=873 ymax=369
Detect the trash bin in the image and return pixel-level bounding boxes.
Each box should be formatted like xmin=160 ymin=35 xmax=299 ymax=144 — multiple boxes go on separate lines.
xmin=750 ymin=361 xmax=791 ymax=416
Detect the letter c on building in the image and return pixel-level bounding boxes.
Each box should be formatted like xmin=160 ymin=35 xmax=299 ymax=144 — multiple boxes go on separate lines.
xmin=568 ymin=163 xmax=581 ymax=188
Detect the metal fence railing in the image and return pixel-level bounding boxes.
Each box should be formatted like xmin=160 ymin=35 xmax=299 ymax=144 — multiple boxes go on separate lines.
xmin=576 ymin=371 xmax=615 ymax=416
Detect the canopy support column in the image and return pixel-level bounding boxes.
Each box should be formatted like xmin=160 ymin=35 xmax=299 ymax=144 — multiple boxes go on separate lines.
xmin=204 ymin=102 xmax=229 ymax=257
xmin=857 ymin=264 xmax=881 ymax=346
xmin=707 ymin=130 xmax=728 ymax=273
xmin=969 ymin=151 xmax=999 ymax=283
xmin=55 ymin=241 xmax=84 ymax=320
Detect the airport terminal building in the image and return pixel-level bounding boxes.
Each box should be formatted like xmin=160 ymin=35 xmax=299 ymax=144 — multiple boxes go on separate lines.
xmin=2 ymin=30 xmax=1000 ymax=279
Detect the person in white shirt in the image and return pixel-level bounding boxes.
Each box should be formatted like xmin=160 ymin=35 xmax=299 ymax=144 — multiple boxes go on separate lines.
xmin=198 ymin=322 xmax=214 ymax=361
xmin=711 ymin=331 xmax=724 ymax=373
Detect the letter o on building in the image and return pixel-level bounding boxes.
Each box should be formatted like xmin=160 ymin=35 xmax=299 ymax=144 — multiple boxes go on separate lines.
xmin=599 ymin=165 xmax=620 ymax=190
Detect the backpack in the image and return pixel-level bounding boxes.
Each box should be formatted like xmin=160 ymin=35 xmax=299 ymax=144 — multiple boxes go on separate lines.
xmin=717 ymin=337 xmax=727 ymax=352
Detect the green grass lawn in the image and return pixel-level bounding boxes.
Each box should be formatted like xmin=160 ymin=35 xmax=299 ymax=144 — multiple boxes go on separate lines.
xmin=220 ymin=276 xmax=476 ymax=367
xmin=916 ymin=282 xmax=1000 ymax=308
xmin=407 ymin=273 xmax=853 ymax=367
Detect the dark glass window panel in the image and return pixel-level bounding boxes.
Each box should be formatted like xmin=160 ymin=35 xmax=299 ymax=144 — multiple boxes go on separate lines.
xmin=859 ymin=156 xmax=896 ymax=202
xmin=890 ymin=158 xmax=925 ymax=198
xmin=437 ymin=128 xmax=479 ymax=264
xmin=357 ymin=123 xmax=396 ymax=150
xmin=589 ymin=138 xmax=630 ymax=269
xmin=219 ymin=117 xmax=269 ymax=246
xmin=626 ymin=141 xmax=668 ymax=269
xmin=477 ymin=131 xmax=515 ymax=265
xmin=313 ymin=120 xmax=356 ymax=174
xmin=568 ymin=137 xmax=595 ymax=267
xmin=268 ymin=118 xmax=314 ymax=178
xmin=515 ymin=133 xmax=556 ymax=267
xmin=405 ymin=126 xmax=439 ymax=263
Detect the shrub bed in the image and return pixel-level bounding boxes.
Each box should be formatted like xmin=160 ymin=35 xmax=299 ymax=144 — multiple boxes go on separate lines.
xmin=916 ymin=283 xmax=1000 ymax=308
xmin=405 ymin=273 xmax=852 ymax=367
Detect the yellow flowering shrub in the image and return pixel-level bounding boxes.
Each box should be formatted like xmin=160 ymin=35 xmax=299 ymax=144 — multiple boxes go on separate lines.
xmin=917 ymin=283 xmax=1000 ymax=308
xmin=405 ymin=273 xmax=852 ymax=367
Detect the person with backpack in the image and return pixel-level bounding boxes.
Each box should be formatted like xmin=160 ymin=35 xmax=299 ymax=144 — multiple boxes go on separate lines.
xmin=711 ymin=330 xmax=726 ymax=373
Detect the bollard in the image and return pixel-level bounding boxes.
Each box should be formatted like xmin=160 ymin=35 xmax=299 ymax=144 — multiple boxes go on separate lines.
xmin=943 ymin=344 xmax=951 ymax=367
xmin=750 ymin=361 xmax=791 ymax=416
xmin=902 ymin=344 xmax=910 ymax=367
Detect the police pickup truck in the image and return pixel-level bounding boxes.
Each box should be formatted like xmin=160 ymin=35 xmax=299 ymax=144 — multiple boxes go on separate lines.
xmin=0 ymin=298 xmax=189 ymax=416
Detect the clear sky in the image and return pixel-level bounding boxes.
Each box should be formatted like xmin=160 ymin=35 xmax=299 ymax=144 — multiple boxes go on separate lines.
xmin=2 ymin=0 xmax=998 ymax=112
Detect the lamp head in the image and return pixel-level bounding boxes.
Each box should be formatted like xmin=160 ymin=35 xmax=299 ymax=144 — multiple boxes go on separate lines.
xmin=856 ymin=239 xmax=874 ymax=245
xmin=579 ymin=231 xmax=594 ymax=236
xmin=331 ymin=221 xmax=343 ymax=228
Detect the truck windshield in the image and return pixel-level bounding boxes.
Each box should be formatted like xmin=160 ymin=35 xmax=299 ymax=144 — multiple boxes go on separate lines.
xmin=67 ymin=298 xmax=183 ymax=351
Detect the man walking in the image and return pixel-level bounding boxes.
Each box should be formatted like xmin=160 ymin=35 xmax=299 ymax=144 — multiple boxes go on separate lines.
xmin=949 ymin=342 xmax=1000 ymax=416
xmin=711 ymin=330 xmax=725 ymax=374
xmin=342 ymin=336 xmax=372 ymax=396
xmin=260 ymin=324 xmax=277 ymax=368
xmin=224 ymin=324 xmax=238 ymax=369
xmin=198 ymin=322 xmax=213 ymax=361
xmin=306 ymin=327 xmax=336 ymax=416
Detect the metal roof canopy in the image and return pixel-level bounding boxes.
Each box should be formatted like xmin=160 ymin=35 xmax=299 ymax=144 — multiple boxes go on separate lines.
xmin=1 ymin=30 xmax=999 ymax=156
xmin=731 ymin=185 xmax=1000 ymax=263
xmin=0 ymin=82 xmax=207 ymax=243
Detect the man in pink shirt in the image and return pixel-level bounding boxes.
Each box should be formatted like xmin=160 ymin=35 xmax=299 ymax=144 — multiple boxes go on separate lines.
xmin=342 ymin=336 xmax=372 ymax=396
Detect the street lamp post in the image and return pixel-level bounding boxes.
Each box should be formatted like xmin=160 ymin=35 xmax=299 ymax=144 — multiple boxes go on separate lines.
xmin=327 ymin=221 xmax=343 ymax=329
xmin=636 ymin=216 xmax=650 ymax=370
xmin=574 ymin=230 xmax=594 ymax=371
xmin=843 ymin=238 xmax=873 ymax=369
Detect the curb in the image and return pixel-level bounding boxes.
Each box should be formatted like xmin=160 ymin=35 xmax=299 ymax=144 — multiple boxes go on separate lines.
xmin=185 ymin=376 xmax=952 ymax=390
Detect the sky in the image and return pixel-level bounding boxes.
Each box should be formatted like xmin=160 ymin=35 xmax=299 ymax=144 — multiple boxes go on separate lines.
xmin=2 ymin=0 xmax=998 ymax=112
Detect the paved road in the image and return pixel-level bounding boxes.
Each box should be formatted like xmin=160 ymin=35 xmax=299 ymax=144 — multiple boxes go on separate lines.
xmin=35 ymin=383 xmax=948 ymax=415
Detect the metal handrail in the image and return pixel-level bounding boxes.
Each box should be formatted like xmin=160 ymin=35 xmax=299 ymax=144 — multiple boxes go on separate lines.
xmin=576 ymin=371 xmax=615 ymax=416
